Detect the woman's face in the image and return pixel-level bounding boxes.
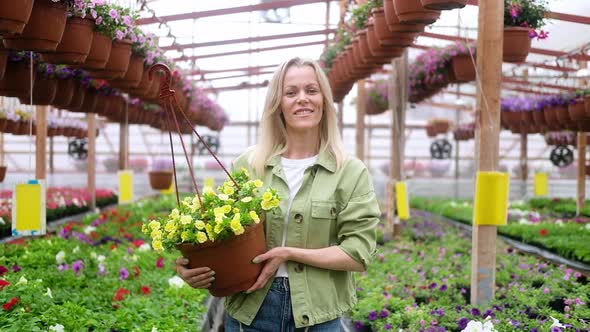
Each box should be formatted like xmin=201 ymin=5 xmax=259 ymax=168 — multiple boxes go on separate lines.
xmin=280 ymin=65 xmax=324 ymax=133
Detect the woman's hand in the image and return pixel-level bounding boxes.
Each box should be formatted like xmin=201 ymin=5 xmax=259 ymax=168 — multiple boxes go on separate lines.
xmin=245 ymin=247 xmax=291 ymax=293
xmin=175 ymin=257 xmax=216 ymax=289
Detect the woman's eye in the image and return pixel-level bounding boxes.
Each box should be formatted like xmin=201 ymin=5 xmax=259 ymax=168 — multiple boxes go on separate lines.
xmin=307 ymin=89 xmax=318 ymax=94
xmin=285 ymin=91 xmax=296 ymax=96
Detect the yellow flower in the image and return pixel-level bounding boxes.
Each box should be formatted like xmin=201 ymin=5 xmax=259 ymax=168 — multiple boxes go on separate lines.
xmin=141 ymin=223 xmax=148 ymax=233
xmin=167 ymin=231 xmax=177 ymax=240
xmin=222 ymin=205 xmax=232 ymax=214
xmin=215 ymin=214 xmax=224 ymax=223
xmin=230 ymin=219 xmax=244 ymax=235
xmin=192 ymin=196 xmax=201 ymax=208
xmin=253 ymin=179 xmax=263 ymax=188
xmin=213 ymin=207 xmax=225 ymax=217
xmin=152 ymin=240 xmax=163 ymax=251
xmin=196 ymin=232 xmax=208 ymax=243
xmin=214 ymin=223 xmax=223 ymax=234
xmin=223 ymin=186 xmax=235 ymax=195
xmin=180 ymin=215 xmax=192 ymax=225
xmin=218 ymin=194 xmax=229 ymax=201
xmin=261 ymin=200 xmax=273 ymax=210
xmin=241 ymin=167 xmax=250 ymax=177
xmin=164 ymin=221 xmax=177 ymax=232
xmin=151 ymin=229 xmax=162 ymax=239
xmin=181 ymin=231 xmax=190 ymax=242
xmin=249 ymin=211 xmax=260 ymax=223
xmin=232 ymin=213 xmax=241 ymax=222
xmin=262 ymin=192 xmax=273 ymax=202
xmin=241 ymin=196 xmax=252 ymax=203
xmin=233 ymin=208 xmax=240 ymax=213
xmin=205 ymin=224 xmax=215 ymax=241
xmin=169 ymin=209 xmax=180 ymax=220
xmin=149 ymin=220 xmax=161 ymax=231
xmin=194 ymin=220 xmax=206 ymax=230
xmin=270 ymin=198 xmax=280 ymax=208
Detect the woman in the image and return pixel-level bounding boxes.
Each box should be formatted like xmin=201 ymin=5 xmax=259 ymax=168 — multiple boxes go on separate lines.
xmin=176 ymin=57 xmax=381 ymax=331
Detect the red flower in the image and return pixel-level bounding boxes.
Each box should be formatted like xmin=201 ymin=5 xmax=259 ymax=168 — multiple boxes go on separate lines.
xmin=133 ymin=266 xmax=140 ymax=277
xmin=3 ymin=297 xmax=19 ymax=311
xmin=113 ymin=288 xmax=131 ymax=301
xmin=141 ymin=286 xmax=151 ymax=295
xmin=110 ymin=244 xmax=118 ymax=251
xmin=156 ymin=257 xmax=165 ymax=269
xmin=0 ymin=265 xmax=8 ymax=276
xmin=539 ymin=228 xmax=549 ymax=236
xmin=0 ymin=279 xmax=10 ymax=289
xmin=132 ymin=240 xmax=145 ymax=248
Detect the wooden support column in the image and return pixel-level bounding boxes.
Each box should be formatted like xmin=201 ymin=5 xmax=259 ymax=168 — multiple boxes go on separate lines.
xmin=87 ymin=113 xmax=97 ymax=210
xmin=0 ymin=133 xmax=4 ymax=167
xmin=356 ymin=80 xmax=366 ymax=162
xmin=520 ymin=132 xmax=528 ymax=197
xmin=35 ymin=106 xmax=47 ymax=180
xmin=119 ymin=108 xmax=129 ymax=170
xmin=471 ymin=0 xmax=504 ymax=306
xmin=338 ymin=101 xmax=344 ymax=138
xmin=577 ymin=133 xmax=587 ymax=216
xmin=49 ymin=136 xmax=54 ymax=174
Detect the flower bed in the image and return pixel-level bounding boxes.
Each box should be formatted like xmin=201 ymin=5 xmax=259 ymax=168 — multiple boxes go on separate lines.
xmin=351 ymin=212 xmax=590 ymax=331
xmin=0 ymin=195 xmax=209 ymax=330
xmin=410 ymin=197 xmax=590 ymax=265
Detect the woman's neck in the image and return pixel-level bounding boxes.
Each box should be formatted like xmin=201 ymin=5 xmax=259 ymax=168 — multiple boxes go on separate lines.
xmin=282 ymin=129 xmax=320 ymax=159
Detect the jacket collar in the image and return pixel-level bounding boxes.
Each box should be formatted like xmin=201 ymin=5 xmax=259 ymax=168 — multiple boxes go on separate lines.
xmin=265 ymin=147 xmax=337 ymax=173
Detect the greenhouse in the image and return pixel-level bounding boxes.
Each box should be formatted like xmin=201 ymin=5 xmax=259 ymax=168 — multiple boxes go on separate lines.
xmin=0 ymin=0 xmax=589 ymax=331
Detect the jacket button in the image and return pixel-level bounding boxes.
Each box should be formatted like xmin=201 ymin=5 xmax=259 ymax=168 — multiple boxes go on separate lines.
xmin=294 ymin=263 xmax=305 ymax=273
xmin=302 ymin=315 xmax=309 ymax=324
xmin=330 ymin=207 xmax=337 ymax=217
xmin=294 ymin=213 xmax=303 ymax=223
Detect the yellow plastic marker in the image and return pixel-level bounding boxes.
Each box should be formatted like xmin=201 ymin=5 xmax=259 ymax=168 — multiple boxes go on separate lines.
xmin=534 ymin=172 xmax=548 ymax=196
xmin=12 ymin=180 xmax=46 ymax=236
xmin=118 ymin=170 xmax=134 ymax=204
xmin=473 ymin=172 xmax=510 ymax=226
xmin=395 ymin=181 xmax=410 ymax=220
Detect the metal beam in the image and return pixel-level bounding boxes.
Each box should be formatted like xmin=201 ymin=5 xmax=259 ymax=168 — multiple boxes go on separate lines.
xmin=191 ymin=64 xmax=279 ymax=75
xmin=137 ymin=0 xmax=333 ymax=25
xmin=502 ymin=77 xmax=577 ymax=91
xmin=200 ymin=71 xmax=275 ymax=81
xmin=161 ymin=29 xmax=336 ymax=51
xmin=172 ymin=41 xmax=326 ymax=62
xmin=204 ymin=82 xmax=270 ymax=93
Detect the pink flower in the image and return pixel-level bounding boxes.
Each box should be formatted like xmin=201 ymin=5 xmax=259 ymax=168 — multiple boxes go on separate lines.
xmin=115 ymin=30 xmax=126 ymax=40
xmin=91 ymin=9 xmax=97 ymax=19
xmin=509 ymin=4 xmax=521 ymax=18
xmin=109 ymin=9 xmax=119 ymax=20
xmin=122 ymin=15 xmax=133 ymax=27
xmin=96 ymin=16 xmax=103 ymax=25
xmin=543 ymin=287 xmax=550 ymax=294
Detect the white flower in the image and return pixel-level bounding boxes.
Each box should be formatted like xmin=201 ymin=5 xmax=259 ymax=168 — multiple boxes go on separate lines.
xmin=518 ymin=218 xmax=530 ymax=225
xmin=90 ymin=252 xmax=97 ymax=259
xmin=550 ymin=316 xmax=565 ymax=328
xmin=15 ymin=276 xmax=28 ymax=286
xmin=97 ymin=255 xmax=106 ymax=262
xmin=151 ymin=328 xmax=159 ymax=332
xmin=56 ymin=251 xmax=66 ymax=264
xmin=45 ymin=287 xmax=53 ymax=299
xmin=461 ymin=318 xmax=497 ymax=332
xmin=168 ymin=276 xmax=185 ymax=288
xmin=72 ymin=246 xmax=80 ymax=254
xmin=585 ymin=223 xmax=590 ymax=231
xmin=138 ymin=243 xmax=151 ymax=252
xmin=49 ymin=324 xmax=64 ymax=332
xmin=83 ymin=225 xmax=96 ymax=234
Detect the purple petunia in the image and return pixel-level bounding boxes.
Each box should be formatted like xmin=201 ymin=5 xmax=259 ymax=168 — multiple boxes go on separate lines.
xmin=354 ymin=321 xmax=364 ymax=329
xmin=458 ymin=317 xmax=469 ymax=330
xmin=368 ymin=311 xmax=378 ymax=321
xmin=379 ymin=310 xmax=389 ymax=318
xmin=12 ymin=265 xmax=21 ymax=273
xmin=384 ymin=323 xmax=392 ymax=330
xmin=72 ymin=260 xmax=84 ymax=275
xmin=119 ymin=267 xmax=129 ymax=280
xmin=471 ymin=308 xmax=481 ymax=316
xmin=98 ymin=263 xmax=107 ymax=276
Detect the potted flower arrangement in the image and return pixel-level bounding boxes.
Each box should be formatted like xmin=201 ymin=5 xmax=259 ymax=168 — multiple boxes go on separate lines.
xmin=0 ymin=51 xmax=35 ymax=98
xmin=503 ymin=0 xmax=549 ymax=62
xmin=142 ymin=168 xmax=281 ymax=296
xmin=51 ymin=65 xmax=77 ymax=109
xmin=129 ymin=157 xmax=149 ymax=173
xmin=19 ymin=62 xmax=59 ymax=106
xmin=148 ymin=158 xmax=174 ymax=190
xmin=0 ymin=0 xmax=34 ymax=35
xmin=366 ymin=79 xmax=389 ymax=115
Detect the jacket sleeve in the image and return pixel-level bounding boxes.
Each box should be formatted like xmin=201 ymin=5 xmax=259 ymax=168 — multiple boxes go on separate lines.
xmin=336 ymin=165 xmax=381 ymax=270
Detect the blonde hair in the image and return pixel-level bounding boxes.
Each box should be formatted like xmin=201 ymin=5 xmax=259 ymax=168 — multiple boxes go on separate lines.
xmin=250 ymin=57 xmax=347 ymax=176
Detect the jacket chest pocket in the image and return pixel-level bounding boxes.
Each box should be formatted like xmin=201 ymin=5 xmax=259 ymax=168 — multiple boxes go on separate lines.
xmin=308 ymin=200 xmax=338 ymax=248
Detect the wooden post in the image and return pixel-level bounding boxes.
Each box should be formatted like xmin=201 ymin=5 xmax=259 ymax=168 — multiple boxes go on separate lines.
xmin=35 ymin=106 xmax=47 ymax=180
xmin=520 ymin=132 xmax=528 ymax=197
xmin=49 ymin=136 xmax=54 ymax=174
xmin=337 ymin=101 xmax=344 ymax=137
xmin=356 ymin=80 xmax=366 ymax=162
xmin=119 ymin=108 xmax=129 ymax=170
xmin=87 ymin=113 xmax=97 ymax=210
xmin=577 ymin=133 xmax=587 ymax=216
xmin=471 ymin=0 xmax=504 ymax=306
xmin=0 ymin=133 xmax=4 ymax=167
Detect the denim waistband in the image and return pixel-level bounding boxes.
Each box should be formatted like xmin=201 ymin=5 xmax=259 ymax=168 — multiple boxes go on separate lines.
xmin=271 ymin=277 xmax=289 ymax=292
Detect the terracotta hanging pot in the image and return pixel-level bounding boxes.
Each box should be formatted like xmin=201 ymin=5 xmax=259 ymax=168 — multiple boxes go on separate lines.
xmin=393 ymin=0 xmax=440 ymax=24
xmin=542 ymin=107 xmax=559 ymax=130
xmin=3 ymin=0 xmax=67 ymax=52
xmin=87 ymin=39 xmax=132 ymax=80
xmin=0 ymin=61 xmax=34 ymax=97
xmin=384 ymin=1 xmax=425 ymax=33
xmin=568 ymin=100 xmax=587 ymax=122
xmin=553 ymin=104 xmax=570 ymax=126
xmin=451 ymin=54 xmax=476 ymax=82
xmin=0 ymin=47 xmax=7 ymax=80
xmin=109 ymin=54 xmax=145 ymax=89
xmin=149 ymin=171 xmax=173 ymax=190
xmin=41 ymin=17 xmax=95 ymax=65
xmin=367 ymin=21 xmax=403 ymax=58
xmin=584 ymin=95 xmax=590 ymax=117
xmin=0 ymin=0 xmax=34 ymax=35
xmin=0 ymin=165 xmax=6 ymax=182
xmin=19 ymin=75 xmax=58 ymax=105
xmin=83 ymin=32 xmax=112 ymax=70
xmin=531 ymin=110 xmax=546 ymax=131
xmin=70 ymin=89 xmax=97 ymax=113
xmin=51 ymin=78 xmax=75 ymax=109
xmin=93 ymin=93 xmax=111 ymax=116
xmin=503 ymin=27 xmax=531 ymax=63
xmin=66 ymin=83 xmax=85 ymax=111
xmin=420 ymin=0 xmax=467 ymax=10
xmin=373 ymin=8 xmax=417 ymax=47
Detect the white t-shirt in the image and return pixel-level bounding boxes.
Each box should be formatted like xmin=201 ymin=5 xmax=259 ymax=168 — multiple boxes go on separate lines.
xmin=275 ymin=154 xmax=318 ymax=278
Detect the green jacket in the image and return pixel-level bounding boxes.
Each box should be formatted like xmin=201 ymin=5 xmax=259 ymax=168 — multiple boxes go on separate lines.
xmin=225 ymin=147 xmax=381 ymax=328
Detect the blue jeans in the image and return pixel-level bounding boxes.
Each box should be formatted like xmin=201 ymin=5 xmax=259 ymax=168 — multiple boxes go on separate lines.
xmin=225 ymin=277 xmax=342 ymax=332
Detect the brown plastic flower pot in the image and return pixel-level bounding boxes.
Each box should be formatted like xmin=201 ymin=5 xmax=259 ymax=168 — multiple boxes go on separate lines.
xmin=83 ymin=32 xmax=112 ymax=70
xmin=585 ymin=95 xmax=590 ymax=117
xmin=420 ymin=0 xmax=467 ymax=10
xmin=41 ymin=17 xmax=95 ymax=65
xmin=451 ymin=54 xmax=476 ymax=82
xmin=3 ymin=0 xmax=67 ymax=52
xmin=0 ymin=62 xmax=34 ymax=98
xmin=109 ymin=54 xmax=145 ymax=89
xmin=373 ymin=8 xmax=417 ymax=47
xmin=0 ymin=166 xmax=6 ymax=183
xmin=568 ymin=100 xmax=587 ymax=121
xmin=93 ymin=94 xmax=111 ymax=116
xmin=177 ymin=219 xmax=266 ymax=297
xmin=19 ymin=76 xmax=58 ymax=105
xmin=51 ymin=78 xmax=75 ymax=109
xmin=503 ymin=27 xmax=531 ymax=63
xmin=384 ymin=0 xmax=426 ymax=33
xmin=66 ymin=83 xmax=85 ymax=111
xmin=0 ymin=47 xmax=7 ymax=81
xmin=69 ymin=90 xmax=97 ymax=113
xmin=87 ymin=39 xmax=132 ymax=80
xmin=0 ymin=0 xmax=34 ymax=35
xmin=393 ymin=0 xmax=440 ymax=24
xmin=149 ymin=171 xmax=173 ymax=190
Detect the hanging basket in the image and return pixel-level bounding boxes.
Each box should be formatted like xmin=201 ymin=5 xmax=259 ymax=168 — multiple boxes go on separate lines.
xmin=3 ymin=0 xmax=67 ymax=52
xmin=373 ymin=8 xmax=417 ymax=47
xmin=19 ymin=76 xmax=58 ymax=105
xmin=420 ymin=0 xmax=467 ymax=10
xmin=392 ymin=0 xmax=440 ymax=24
xmin=66 ymin=82 xmax=85 ymax=111
xmin=82 ymin=32 xmax=112 ymax=70
xmin=109 ymin=54 xmax=145 ymax=89
xmin=0 ymin=47 xmax=7 ymax=80
xmin=41 ymin=17 xmax=95 ymax=65
xmin=384 ymin=0 xmax=425 ymax=33
xmin=69 ymin=89 xmax=97 ymax=113
xmin=0 ymin=165 xmax=6 ymax=182
xmin=0 ymin=0 xmax=34 ymax=35
xmin=503 ymin=27 xmax=531 ymax=63
xmin=0 ymin=61 xmax=34 ymax=98
xmin=177 ymin=219 xmax=266 ymax=297
xmin=51 ymin=78 xmax=76 ymax=109
xmin=148 ymin=170 xmax=173 ymax=190
xmin=87 ymin=39 xmax=132 ymax=80
xmin=451 ymin=54 xmax=476 ymax=82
